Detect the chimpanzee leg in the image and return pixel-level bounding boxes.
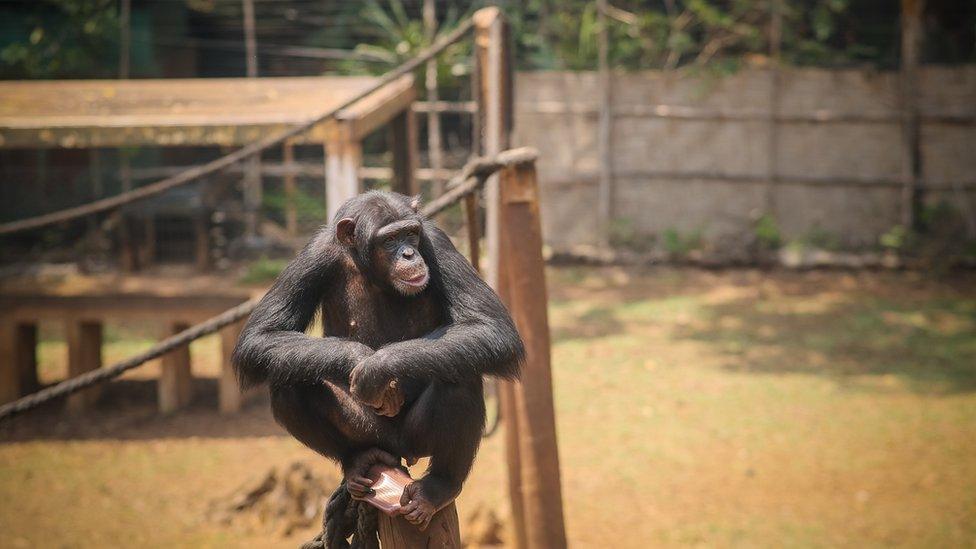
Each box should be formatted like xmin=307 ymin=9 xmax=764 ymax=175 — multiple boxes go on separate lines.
xmin=398 ymin=379 xmax=486 ymax=530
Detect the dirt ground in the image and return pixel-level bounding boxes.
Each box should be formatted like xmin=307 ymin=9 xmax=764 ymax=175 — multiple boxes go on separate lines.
xmin=1 ymin=267 xmax=975 ymax=548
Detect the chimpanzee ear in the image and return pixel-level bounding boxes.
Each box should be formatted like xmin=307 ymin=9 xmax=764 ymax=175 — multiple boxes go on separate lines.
xmin=336 ymin=218 xmax=356 ymax=246
xmin=409 ymin=195 xmax=421 ymax=213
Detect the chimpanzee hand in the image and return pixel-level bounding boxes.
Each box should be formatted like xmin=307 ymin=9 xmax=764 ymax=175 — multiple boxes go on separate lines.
xmin=350 ymin=350 xmax=404 ymax=417
xmin=344 ymin=448 xmax=400 ymax=500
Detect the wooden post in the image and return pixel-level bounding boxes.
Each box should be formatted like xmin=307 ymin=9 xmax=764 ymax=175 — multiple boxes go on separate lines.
xmin=464 ymin=194 xmax=481 ymax=272
xmin=0 ymin=322 xmax=39 ymax=404
xmin=159 ymin=322 xmax=194 ymax=413
xmin=377 ymin=505 xmax=461 ymax=548
xmin=66 ymin=320 xmax=103 ymax=414
xmin=900 ymin=0 xmax=924 ymax=229
xmin=424 ymin=0 xmax=446 ymax=197
xmin=596 ymin=0 xmax=613 ymax=245
xmin=474 ymin=8 xmax=532 ymax=548
xmin=283 ymin=140 xmax=298 ymax=236
xmin=389 ymin=110 xmax=420 ymax=196
xmin=219 ymin=319 xmax=245 ymax=414
xmin=325 ymin=137 xmax=362 ymax=224
xmin=765 ymin=0 xmax=783 ymax=214
xmin=242 ymin=0 xmax=262 ymax=238
xmin=498 ymin=161 xmax=568 ymax=549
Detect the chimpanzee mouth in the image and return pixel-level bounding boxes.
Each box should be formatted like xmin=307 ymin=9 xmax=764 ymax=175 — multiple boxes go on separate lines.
xmin=394 ymin=267 xmax=429 ymax=294
xmin=400 ymin=271 xmax=429 ymax=287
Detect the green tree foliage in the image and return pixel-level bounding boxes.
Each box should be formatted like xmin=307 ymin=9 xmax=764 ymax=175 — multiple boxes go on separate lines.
xmin=1 ymin=0 xmax=119 ymax=79
xmin=506 ymin=0 xmax=896 ymax=71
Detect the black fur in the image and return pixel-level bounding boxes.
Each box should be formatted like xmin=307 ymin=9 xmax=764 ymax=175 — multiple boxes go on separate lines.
xmin=232 ymin=191 xmax=524 ymax=538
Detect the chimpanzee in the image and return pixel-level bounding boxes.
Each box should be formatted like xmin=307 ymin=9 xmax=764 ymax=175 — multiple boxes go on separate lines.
xmin=232 ymin=191 xmax=523 ymax=542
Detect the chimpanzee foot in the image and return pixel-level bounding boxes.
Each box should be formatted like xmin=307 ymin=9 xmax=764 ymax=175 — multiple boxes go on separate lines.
xmin=344 ymin=448 xmax=400 ymax=500
xmin=398 ymin=479 xmax=456 ymax=531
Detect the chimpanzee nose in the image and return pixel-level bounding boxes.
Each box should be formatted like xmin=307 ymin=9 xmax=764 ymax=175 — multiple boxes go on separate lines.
xmin=402 ymin=247 xmax=415 ymax=259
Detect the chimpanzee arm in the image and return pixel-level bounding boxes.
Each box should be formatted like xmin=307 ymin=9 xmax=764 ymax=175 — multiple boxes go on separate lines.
xmin=233 ymin=232 xmax=373 ymax=389
xmin=352 ymin=225 xmax=523 ymax=397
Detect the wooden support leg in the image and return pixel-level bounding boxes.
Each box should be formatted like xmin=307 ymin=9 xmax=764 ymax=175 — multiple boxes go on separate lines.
xmin=159 ymin=322 xmax=193 ymax=413
xmin=66 ymin=320 xmax=103 ymax=414
xmin=16 ymin=323 xmax=39 ymax=395
xmin=283 ymin=140 xmax=298 ymax=236
xmin=378 ymin=503 xmax=461 ymax=548
xmin=0 ymin=322 xmax=39 ymax=403
xmin=324 ymin=138 xmax=362 ymax=225
xmin=219 ymin=320 xmax=244 ymax=414
xmin=389 ymin=109 xmax=420 ymax=196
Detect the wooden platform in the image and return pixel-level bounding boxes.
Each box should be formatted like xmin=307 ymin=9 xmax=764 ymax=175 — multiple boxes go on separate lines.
xmin=0 ymin=75 xmax=415 ymax=148
xmin=0 ymin=273 xmax=258 ymax=415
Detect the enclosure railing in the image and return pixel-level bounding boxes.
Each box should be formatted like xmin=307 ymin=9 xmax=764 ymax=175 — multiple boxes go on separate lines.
xmin=0 ymin=147 xmax=535 ymax=421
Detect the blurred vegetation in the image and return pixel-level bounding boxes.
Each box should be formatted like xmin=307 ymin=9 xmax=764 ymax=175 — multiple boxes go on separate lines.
xmin=2 ymin=0 xmax=974 ymax=80
xmin=239 ymin=256 xmax=288 ymax=284
xmin=0 ymin=0 xmax=120 ymax=78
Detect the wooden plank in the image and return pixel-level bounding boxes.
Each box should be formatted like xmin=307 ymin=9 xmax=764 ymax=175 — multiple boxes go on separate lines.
xmin=325 ymin=138 xmax=362 ymax=225
xmin=219 ymin=319 xmax=245 ymax=414
xmin=377 ymin=503 xmax=461 ymax=548
xmin=498 ymin=162 xmax=568 ymax=549
xmin=159 ymin=321 xmax=194 ymax=413
xmin=323 ymin=75 xmax=417 ymax=143
xmin=0 ymin=76 xmax=402 ymax=148
xmin=389 ymin=109 xmax=419 ymax=196
xmin=0 ymin=294 xmax=251 ymax=323
xmin=65 ymin=320 xmax=103 ymax=414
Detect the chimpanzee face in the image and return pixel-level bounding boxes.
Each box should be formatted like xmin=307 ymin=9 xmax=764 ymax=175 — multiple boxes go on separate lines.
xmin=371 ymin=219 xmax=429 ymax=296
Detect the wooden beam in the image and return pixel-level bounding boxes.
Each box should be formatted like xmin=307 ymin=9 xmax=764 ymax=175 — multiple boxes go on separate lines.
xmin=389 ymin=109 xmax=420 ymax=196
xmin=498 ymin=161 xmax=568 ymax=549
xmin=159 ymin=321 xmax=193 ymax=413
xmin=66 ymin=320 xmax=103 ymax=414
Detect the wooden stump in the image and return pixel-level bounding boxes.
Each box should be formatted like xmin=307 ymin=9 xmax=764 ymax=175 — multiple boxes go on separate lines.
xmin=377 ymin=502 xmax=460 ymax=549
xmin=159 ymin=321 xmax=193 ymax=413
xmin=65 ymin=320 xmax=103 ymax=413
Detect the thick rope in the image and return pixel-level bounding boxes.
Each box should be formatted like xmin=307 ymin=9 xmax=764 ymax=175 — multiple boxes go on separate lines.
xmin=0 ymin=148 xmax=538 ymax=423
xmin=0 ymin=18 xmax=474 ymax=236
